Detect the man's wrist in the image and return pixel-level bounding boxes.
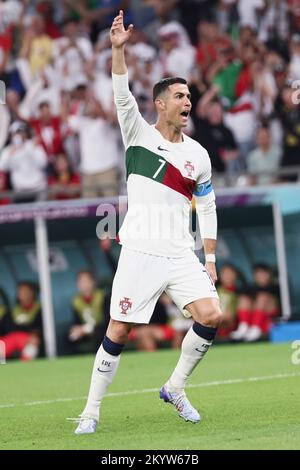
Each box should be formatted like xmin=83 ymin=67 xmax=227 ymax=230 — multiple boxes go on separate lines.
xmin=112 ymin=44 xmax=125 ymax=51
xmin=205 ymin=254 xmax=216 ymax=263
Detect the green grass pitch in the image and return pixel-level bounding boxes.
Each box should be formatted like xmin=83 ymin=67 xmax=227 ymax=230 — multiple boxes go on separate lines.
xmin=0 ymin=342 xmax=300 ymax=450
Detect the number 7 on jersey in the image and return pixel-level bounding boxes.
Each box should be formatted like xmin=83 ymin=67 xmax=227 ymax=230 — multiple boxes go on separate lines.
xmin=153 ymin=158 xmax=166 ymax=179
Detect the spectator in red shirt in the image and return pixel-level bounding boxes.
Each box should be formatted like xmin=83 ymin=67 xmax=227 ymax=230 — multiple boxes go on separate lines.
xmin=287 ymin=0 xmax=300 ymax=33
xmin=48 ymin=153 xmax=80 ymax=200
xmin=36 ymin=1 xmax=61 ymax=39
xmin=235 ymin=43 xmax=261 ymax=99
xmin=30 ymin=101 xmax=65 ymax=166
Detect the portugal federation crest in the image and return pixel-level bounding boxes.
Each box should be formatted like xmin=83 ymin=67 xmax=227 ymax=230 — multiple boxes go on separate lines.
xmin=184 ymin=160 xmax=195 ymax=177
xmin=119 ymin=297 xmax=132 ymax=315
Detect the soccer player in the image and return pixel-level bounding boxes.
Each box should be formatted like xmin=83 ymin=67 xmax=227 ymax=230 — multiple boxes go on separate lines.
xmin=74 ymin=11 xmax=222 ymax=434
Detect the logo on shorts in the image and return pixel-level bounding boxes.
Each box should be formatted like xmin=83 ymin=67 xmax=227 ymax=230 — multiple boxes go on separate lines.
xmin=184 ymin=160 xmax=195 ymax=177
xmin=119 ymin=297 xmax=132 ymax=315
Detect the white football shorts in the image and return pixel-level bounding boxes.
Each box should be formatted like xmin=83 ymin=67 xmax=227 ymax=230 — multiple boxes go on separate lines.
xmin=110 ymin=247 xmax=219 ymax=324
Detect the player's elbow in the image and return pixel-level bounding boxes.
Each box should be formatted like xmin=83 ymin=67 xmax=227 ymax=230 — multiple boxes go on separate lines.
xmin=196 ymin=198 xmax=216 ymax=216
xmin=196 ymin=198 xmax=217 ymax=240
xmin=113 ymin=95 xmax=132 ymax=109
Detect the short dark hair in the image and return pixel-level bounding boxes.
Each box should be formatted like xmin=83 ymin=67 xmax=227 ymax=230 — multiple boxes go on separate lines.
xmin=17 ymin=281 xmax=38 ymax=297
xmin=62 ymin=16 xmax=79 ymax=28
xmin=153 ymin=77 xmax=187 ymax=102
xmin=257 ymin=125 xmax=270 ymax=133
xmin=253 ymin=263 xmax=272 ymax=273
xmin=257 ymin=119 xmax=270 ymax=132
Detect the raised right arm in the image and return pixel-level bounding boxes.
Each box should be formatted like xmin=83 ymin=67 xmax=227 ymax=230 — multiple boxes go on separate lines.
xmin=110 ymin=10 xmax=145 ymax=149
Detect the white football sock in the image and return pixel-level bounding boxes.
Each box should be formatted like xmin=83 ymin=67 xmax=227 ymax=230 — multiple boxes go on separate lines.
xmin=168 ymin=327 xmax=212 ymax=392
xmin=81 ymin=345 xmax=120 ymax=421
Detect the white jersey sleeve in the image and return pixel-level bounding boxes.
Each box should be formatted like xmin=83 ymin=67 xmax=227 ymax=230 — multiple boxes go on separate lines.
xmin=193 ymin=149 xmax=217 ymax=240
xmin=112 ymin=72 xmax=146 ymax=149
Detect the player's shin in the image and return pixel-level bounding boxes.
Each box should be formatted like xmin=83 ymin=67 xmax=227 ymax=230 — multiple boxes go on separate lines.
xmin=167 ymin=323 xmax=217 ymax=392
xmin=80 ymin=336 xmax=124 ymax=421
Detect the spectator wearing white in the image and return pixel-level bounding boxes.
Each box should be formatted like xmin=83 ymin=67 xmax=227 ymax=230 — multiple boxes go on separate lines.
xmin=68 ymin=97 xmax=119 ymax=198
xmin=223 ymin=43 xmax=258 ymax=167
xmin=0 ymin=89 xmax=26 ymax=151
xmin=237 ymin=0 xmax=266 ymax=30
xmin=128 ymin=43 xmax=163 ymax=122
xmin=258 ymin=0 xmax=289 ymax=43
xmin=0 ymin=0 xmax=23 ymax=75
xmin=92 ymin=50 xmax=127 ymax=192
xmin=92 ymin=50 xmax=116 ymax=116
xmin=0 ymin=0 xmax=23 ymax=28
xmin=53 ymin=17 xmax=93 ymax=92
xmin=93 ymin=29 xmax=111 ymax=70
xmin=217 ymin=0 xmax=237 ymax=34
xmin=251 ymin=59 xmax=277 ymax=118
xmin=247 ymin=125 xmax=282 ymax=185
xmin=62 ymin=77 xmax=89 ymax=173
xmin=0 ymin=121 xmax=47 ymax=198
xmin=158 ymin=21 xmax=196 ymax=81
xmin=250 ymin=60 xmax=282 ymax=165
xmin=289 ymin=34 xmax=300 ymax=80
xmin=0 ymin=99 xmax=10 ymax=152
xmin=143 ymin=0 xmax=180 ymax=47
xmin=17 ymin=68 xmax=61 ymax=119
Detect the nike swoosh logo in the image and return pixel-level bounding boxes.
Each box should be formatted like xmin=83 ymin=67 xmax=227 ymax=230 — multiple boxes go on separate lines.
xmin=97 ymin=368 xmax=112 ymax=373
xmin=195 ymin=348 xmax=203 ymax=353
xmin=158 ymin=145 xmax=169 ymax=152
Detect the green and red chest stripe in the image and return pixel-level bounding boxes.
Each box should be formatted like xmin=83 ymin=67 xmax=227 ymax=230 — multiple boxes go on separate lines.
xmin=126 ymin=146 xmax=196 ymax=200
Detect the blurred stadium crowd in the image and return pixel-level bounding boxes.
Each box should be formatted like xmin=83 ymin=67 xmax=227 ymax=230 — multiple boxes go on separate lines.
xmin=1 ymin=0 xmax=300 ymax=203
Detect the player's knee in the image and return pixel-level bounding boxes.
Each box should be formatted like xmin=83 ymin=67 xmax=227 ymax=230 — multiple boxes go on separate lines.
xmin=205 ymin=305 xmax=223 ymax=327
xmin=108 ymin=320 xmax=133 ymax=344
xmin=212 ymin=307 xmax=223 ymax=327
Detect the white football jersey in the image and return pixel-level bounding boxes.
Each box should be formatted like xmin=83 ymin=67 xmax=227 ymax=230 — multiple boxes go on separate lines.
xmin=113 ymin=73 xmax=214 ymax=258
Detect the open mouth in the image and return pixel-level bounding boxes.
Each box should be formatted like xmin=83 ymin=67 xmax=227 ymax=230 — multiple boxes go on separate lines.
xmin=181 ymin=111 xmax=189 ymax=118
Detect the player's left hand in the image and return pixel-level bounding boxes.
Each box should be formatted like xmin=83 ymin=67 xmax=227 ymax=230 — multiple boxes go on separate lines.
xmin=205 ymin=262 xmax=218 ymax=284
